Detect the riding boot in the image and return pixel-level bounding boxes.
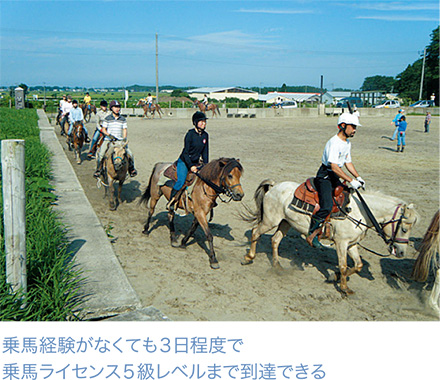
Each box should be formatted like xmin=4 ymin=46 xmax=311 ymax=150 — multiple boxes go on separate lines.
xmin=401 ymin=146 xmax=404 ymax=152
xmin=306 ymin=215 xmax=325 ymax=248
xmin=93 ymin=159 xmax=103 ymax=178
xmin=396 ymin=145 xmax=401 ymax=152
xmin=128 ymin=157 xmax=137 ymax=177
xmin=166 ymin=188 xmax=179 ymax=211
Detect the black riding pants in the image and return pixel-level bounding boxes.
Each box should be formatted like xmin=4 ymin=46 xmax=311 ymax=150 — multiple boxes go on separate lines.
xmin=314 ymin=164 xmax=341 ymax=220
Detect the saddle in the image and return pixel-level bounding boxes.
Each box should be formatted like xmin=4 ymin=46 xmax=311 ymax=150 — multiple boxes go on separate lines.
xmin=163 ymin=161 xmax=196 ymax=187
xmin=291 ymin=178 xmax=350 ymax=219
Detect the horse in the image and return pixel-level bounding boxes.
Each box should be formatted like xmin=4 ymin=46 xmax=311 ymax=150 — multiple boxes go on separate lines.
xmin=194 ymin=100 xmax=221 ymax=118
xmin=139 ymin=158 xmax=244 ymax=269
xmin=412 ymin=209 xmax=440 ymax=315
xmin=80 ymin=103 xmax=97 ymax=123
xmin=67 ymin=121 xmax=85 ymax=164
xmin=137 ymin=100 xmax=163 ymax=119
xmin=241 ymin=179 xmax=419 ymax=295
xmin=100 ymin=140 xmax=129 ymax=211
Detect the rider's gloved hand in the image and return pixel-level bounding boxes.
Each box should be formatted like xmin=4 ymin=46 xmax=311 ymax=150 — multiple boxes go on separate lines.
xmin=349 ymin=179 xmax=362 ymax=190
xmin=356 ymin=176 xmax=366 ymax=188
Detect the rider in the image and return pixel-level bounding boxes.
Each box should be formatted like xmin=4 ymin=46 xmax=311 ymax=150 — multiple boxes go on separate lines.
xmin=390 ymin=109 xmax=404 ymax=141
xmin=306 ymin=112 xmax=365 ymax=248
xmin=87 ymin=100 xmax=110 ymax=159
xmin=202 ymin=94 xmax=209 ymax=109
xmin=146 ymin=93 xmax=153 ymax=111
xmin=167 ymin=111 xmax=209 ymax=211
xmin=84 ymin=92 xmax=92 ymax=111
xmin=60 ymin=95 xmax=73 ymax=135
xmin=67 ymin=99 xmax=90 ymax=142
xmin=93 ymin=100 xmax=137 ymax=178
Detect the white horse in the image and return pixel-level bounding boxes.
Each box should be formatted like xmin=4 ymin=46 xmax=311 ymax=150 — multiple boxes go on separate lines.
xmin=412 ymin=210 xmax=439 ymax=315
xmin=241 ymin=179 xmax=419 ymax=295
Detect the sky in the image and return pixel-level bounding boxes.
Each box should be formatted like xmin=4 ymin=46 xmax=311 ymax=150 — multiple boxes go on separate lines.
xmin=0 ymin=0 xmax=439 ymax=90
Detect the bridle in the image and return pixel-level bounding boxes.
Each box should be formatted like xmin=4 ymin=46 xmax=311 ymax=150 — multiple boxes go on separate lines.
xmin=380 ymin=204 xmax=409 ymax=246
xmin=196 ymin=160 xmax=243 ymax=202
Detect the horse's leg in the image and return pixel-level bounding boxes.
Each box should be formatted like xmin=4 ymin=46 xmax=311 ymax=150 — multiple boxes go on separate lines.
xmin=242 ymin=221 xmax=275 ymax=265
xmin=345 ymin=244 xmax=363 ymax=278
xmin=334 ymin=240 xmax=353 ymax=295
xmin=179 ymin=217 xmax=199 ymax=248
xmin=109 ymin=179 xmax=117 ymax=211
xmin=270 ymin=220 xmax=290 ymax=269
xmin=117 ymin=179 xmax=125 ymax=207
xmin=76 ymin=145 xmax=81 ymax=164
xmin=193 ymin=209 xmax=219 ymax=269
xmin=168 ymin=210 xmax=179 ymax=246
xmin=142 ymin=194 xmax=160 ymax=235
xmin=428 ymin=268 xmax=440 ymax=315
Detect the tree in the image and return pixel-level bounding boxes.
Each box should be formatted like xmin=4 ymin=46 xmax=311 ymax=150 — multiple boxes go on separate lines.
xmin=361 ymin=76 xmax=396 ymax=92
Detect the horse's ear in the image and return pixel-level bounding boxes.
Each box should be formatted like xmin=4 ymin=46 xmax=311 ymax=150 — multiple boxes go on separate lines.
xmin=407 ymin=203 xmax=415 ymax=209
xmin=219 ymin=161 xmax=226 ymax=167
xmin=236 ymin=158 xmax=240 ymax=162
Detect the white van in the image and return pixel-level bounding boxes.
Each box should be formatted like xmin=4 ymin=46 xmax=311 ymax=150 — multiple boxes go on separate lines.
xmin=374 ymin=100 xmax=400 ymax=108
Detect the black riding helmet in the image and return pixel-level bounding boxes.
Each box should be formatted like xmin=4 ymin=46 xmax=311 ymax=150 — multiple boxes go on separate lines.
xmin=100 ymin=100 xmax=108 ymax=107
xmin=192 ymin=111 xmax=208 ymax=127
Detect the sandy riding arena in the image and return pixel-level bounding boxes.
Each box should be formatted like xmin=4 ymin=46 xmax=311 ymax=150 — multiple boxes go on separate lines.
xmin=58 ymin=113 xmax=439 ymax=321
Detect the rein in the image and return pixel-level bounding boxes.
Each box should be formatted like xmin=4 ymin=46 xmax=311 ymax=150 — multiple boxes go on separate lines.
xmin=335 ymin=191 xmax=408 ymax=255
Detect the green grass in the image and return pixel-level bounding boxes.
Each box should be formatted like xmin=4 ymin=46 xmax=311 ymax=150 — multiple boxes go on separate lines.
xmin=0 ymin=108 xmax=84 ymax=320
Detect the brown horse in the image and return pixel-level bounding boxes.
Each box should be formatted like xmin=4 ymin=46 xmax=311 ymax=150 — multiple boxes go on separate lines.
xmin=137 ymin=100 xmax=163 ymax=119
xmin=80 ymin=103 xmax=97 ymax=123
xmin=412 ymin=209 xmax=440 ymax=314
xmin=194 ymin=100 xmax=221 ymax=118
xmin=67 ymin=121 xmax=85 ymax=164
xmin=140 ymin=158 xmax=244 ymax=269
xmin=101 ymin=140 xmax=129 ymax=211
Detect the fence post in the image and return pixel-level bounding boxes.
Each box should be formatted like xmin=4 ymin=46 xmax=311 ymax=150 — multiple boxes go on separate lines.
xmin=1 ymin=139 xmax=27 ymax=296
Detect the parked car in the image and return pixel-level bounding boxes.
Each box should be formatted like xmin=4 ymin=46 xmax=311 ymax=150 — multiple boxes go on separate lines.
xmin=374 ymin=100 xmax=400 ymax=108
xmin=410 ymin=100 xmax=431 ymax=108
xmin=336 ymin=97 xmax=364 ymax=108
xmin=280 ymin=100 xmax=298 ymax=108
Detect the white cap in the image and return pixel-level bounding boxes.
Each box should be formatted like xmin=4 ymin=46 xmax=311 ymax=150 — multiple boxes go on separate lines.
xmin=338 ymin=113 xmax=362 ymax=127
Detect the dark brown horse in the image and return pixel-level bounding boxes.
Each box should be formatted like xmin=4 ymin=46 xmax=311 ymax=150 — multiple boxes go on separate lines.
xmin=412 ymin=209 xmax=440 ymax=314
xmin=67 ymin=121 xmax=85 ymax=164
xmin=137 ymin=100 xmax=163 ymax=119
xmin=100 ymin=140 xmax=129 ymax=211
xmin=140 ymin=158 xmax=244 ymax=269
xmin=194 ymin=100 xmax=221 ymax=118
xmin=80 ymin=103 xmax=97 ymax=123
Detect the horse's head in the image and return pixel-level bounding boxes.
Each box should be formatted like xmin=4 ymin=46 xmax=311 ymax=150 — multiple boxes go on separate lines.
xmin=219 ymin=158 xmax=244 ymax=201
xmin=384 ymin=203 xmax=419 ymax=258
xmin=136 ymin=100 xmax=144 ymax=106
xmin=111 ymin=141 xmax=128 ymax=172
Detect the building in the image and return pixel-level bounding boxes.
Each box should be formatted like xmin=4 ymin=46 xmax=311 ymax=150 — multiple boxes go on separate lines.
xmin=187 ymin=87 xmax=258 ymax=101
xmin=259 ymin=91 xmax=332 ymax=104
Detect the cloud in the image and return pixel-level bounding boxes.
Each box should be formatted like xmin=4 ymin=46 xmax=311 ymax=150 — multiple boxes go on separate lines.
xmin=356 ymin=2 xmax=439 ymax=12
xmin=234 ymin=8 xmax=314 ymax=15
xmin=356 ymin=15 xmax=439 ymax=22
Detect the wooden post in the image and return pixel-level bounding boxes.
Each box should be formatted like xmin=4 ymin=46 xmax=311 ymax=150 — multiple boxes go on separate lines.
xmin=1 ymin=139 xmax=27 ymax=295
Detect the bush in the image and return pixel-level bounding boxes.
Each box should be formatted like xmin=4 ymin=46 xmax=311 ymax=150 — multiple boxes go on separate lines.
xmin=0 ymin=108 xmax=84 ymax=320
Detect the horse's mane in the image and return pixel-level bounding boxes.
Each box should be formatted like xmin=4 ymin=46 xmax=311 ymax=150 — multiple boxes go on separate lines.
xmin=361 ymin=189 xmax=405 ymax=205
xmin=198 ymin=158 xmax=243 ymax=181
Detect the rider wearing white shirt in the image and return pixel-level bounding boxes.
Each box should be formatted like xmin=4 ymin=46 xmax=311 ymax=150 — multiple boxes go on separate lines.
xmin=306 ymin=112 xmax=365 ymax=248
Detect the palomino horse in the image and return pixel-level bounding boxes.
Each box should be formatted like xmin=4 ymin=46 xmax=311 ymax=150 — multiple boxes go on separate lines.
xmin=67 ymin=121 xmax=85 ymax=164
xmin=412 ymin=209 xmax=440 ymax=315
xmin=80 ymin=103 xmax=97 ymax=123
xmin=137 ymin=100 xmax=163 ymax=119
xmin=140 ymin=158 xmax=244 ymax=269
xmin=100 ymin=140 xmax=129 ymax=211
xmin=241 ymin=179 xmax=419 ymax=295
xmin=194 ymin=100 xmax=221 ymax=118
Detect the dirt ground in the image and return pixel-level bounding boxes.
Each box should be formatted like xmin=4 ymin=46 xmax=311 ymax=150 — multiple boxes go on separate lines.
xmin=55 ymin=111 xmax=439 ymax=321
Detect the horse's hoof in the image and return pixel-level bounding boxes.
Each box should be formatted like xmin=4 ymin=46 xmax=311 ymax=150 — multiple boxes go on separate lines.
xmin=109 ymin=205 xmax=116 ymax=211
xmin=142 ymin=229 xmax=149 ymax=236
xmin=241 ymin=256 xmax=254 ymax=265
xmin=341 ymin=287 xmax=355 ymax=296
xmin=171 ymin=239 xmax=180 ymax=248
xmin=210 ymin=262 xmax=220 ymax=270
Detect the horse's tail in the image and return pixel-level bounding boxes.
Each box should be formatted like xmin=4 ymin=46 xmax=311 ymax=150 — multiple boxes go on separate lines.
xmin=139 ymin=166 xmax=156 ymax=208
xmin=240 ymin=178 xmax=275 ymax=225
xmin=412 ymin=210 xmax=440 ymax=282
xmin=216 ymin=105 xmax=221 ymax=116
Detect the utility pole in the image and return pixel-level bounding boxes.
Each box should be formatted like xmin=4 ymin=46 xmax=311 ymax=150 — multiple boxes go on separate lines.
xmin=419 ymin=48 xmax=426 ymax=101
xmin=156 ymin=33 xmax=159 ymax=104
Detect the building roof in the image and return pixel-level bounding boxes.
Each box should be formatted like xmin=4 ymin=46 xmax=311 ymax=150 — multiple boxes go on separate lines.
xmin=187 ymin=87 xmax=257 ymax=94
xmin=259 ymin=91 xmax=320 ymax=102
